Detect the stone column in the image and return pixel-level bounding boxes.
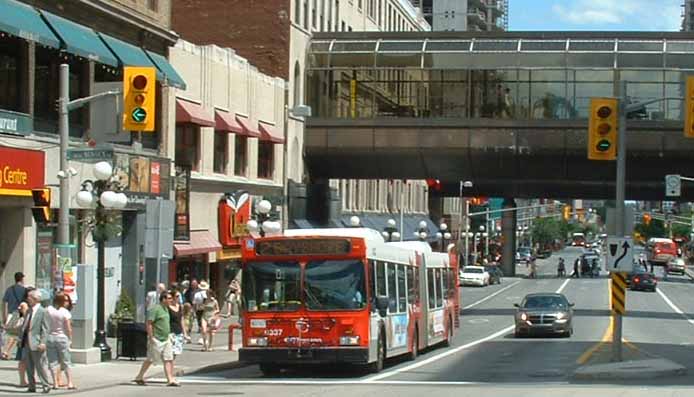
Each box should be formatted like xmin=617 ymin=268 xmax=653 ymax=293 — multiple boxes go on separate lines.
xmin=501 ymin=198 xmax=517 ymax=277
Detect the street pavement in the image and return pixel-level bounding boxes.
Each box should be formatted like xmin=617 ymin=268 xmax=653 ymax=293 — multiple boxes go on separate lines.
xmin=7 ymin=248 xmax=694 ymax=396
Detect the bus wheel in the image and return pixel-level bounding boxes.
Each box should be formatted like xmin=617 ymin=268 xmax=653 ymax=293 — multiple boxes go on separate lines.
xmin=259 ymin=363 xmax=281 ymax=376
xmin=408 ymin=329 xmax=418 ymax=361
xmin=370 ymin=332 xmax=385 ymax=373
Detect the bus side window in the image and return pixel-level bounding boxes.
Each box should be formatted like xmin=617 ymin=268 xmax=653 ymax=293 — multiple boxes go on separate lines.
xmin=369 ymin=260 xmax=376 ymax=310
xmin=442 ymin=269 xmax=449 ymax=300
xmin=435 ymin=269 xmax=443 ymax=308
xmin=427 ymin=269 xmax=435 ymax=309
xmin=377 ymin=261 xmax=386 ymax=299
xmin=387 ymin=263 xmax=397 ymax=313
xmin=406 ymin=266 xmax=415 ymax=305
xmin=397 ymin=264 xmax=406 ymax=312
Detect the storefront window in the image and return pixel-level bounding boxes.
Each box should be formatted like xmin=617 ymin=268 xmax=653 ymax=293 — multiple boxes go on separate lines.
xmin=213 ymin=131 xmax=228 ymax=174
xmin=0 ymin=35 xmax=21 ymax=113
xmin=257 ymin=141 xmax=274 ymax=179
xmin=234 ymin=135 xmax=248 ymax=176
xmin=175 ymin=124 xmax=200 ymax=171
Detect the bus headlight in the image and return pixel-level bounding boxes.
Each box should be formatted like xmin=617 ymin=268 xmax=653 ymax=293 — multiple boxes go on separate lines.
xmin=339 ymin=336 xmax=360 ymax=346
xmin=248 ymin=337 xmax=268 ymax=347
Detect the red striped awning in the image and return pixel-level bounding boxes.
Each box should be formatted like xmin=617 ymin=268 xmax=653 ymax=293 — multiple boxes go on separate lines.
xmin=258 ymin=122 xmax=285 ymax=144
xmin=173 ymin=230 xmax=222 ymax=257
xmin=176 ymin=99 xmax=215 ymax=127
xmin=215 ymin=110 xmax=244 ymax=134
xmin=234 ymin=116 xmax=262 ymax=138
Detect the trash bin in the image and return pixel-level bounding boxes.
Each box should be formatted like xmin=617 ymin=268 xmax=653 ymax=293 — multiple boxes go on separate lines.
xmin=116 ymin=321 xmax=147 ymax=360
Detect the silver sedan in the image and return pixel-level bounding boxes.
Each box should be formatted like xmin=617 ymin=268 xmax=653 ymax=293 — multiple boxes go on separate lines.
xmin=514 ymin=293 xmax=574 ymax=338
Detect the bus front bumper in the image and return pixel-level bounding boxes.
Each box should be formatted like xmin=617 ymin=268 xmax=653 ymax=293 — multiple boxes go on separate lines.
xmin=239 ymin=347 xmax=369 ymax=365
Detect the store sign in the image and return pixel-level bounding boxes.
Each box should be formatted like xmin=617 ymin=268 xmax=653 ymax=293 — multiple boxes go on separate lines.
xmin=174 ymin=166 xmax=191 ymax=241
xmin=0 ymin=110 xmax=32 ymax=136
xmin=112 ymin=153 xmax=170 ymax=204
xmin=0 ymin=146 xmax=45 ymax=196
xmin=218 ymin=190 xmax=252 ymax=247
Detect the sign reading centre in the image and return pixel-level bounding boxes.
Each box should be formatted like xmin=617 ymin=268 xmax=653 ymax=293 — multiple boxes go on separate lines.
xmin=0 ymin=146 xmax=45 ymax=196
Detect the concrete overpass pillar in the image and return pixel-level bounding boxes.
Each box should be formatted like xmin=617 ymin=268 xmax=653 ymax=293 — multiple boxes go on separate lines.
xmin=501 ymin=198 xmax=517 ymax=277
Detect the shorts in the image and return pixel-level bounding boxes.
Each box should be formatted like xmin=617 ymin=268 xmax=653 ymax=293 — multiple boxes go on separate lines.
xmin=171 ymin=333 xmax=184 ymax=356
xmin=147 ymin=337 xmax=174 ymax=364
xmin=46 ymin=334 xmax=71 ymax=370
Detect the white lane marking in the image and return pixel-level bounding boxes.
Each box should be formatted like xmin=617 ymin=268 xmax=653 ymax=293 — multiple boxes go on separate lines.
xmin=365 ymin=278 xmax=573 ymax=382
xmin=467 ymin=318 xmax=489 ymax=324
xmin=155 ymin=378 xmax=517 ymax=386
xmin=656 ymin=288 xmax=694 ymax=326
xmin=463 ymin=280 xmax=521 ymax=309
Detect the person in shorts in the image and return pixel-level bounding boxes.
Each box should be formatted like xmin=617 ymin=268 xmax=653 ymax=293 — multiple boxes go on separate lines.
xmin=133 ymin=292 xmax=178 ymax=387
xmin=46 ymin=292 xmax=75 ymax=390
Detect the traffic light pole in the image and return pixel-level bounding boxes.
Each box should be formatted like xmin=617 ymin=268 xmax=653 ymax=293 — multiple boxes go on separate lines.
xmin=612 ymin=80 xmax=628 ymax=363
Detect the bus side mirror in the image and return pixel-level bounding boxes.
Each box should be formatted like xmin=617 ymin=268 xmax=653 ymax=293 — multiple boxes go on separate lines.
xmin=376 ymin=296 xmax=389 ymax=317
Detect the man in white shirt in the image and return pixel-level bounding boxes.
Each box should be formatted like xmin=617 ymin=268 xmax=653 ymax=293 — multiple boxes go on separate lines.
xmin=146 ymin=283 xmax=167 ymax=311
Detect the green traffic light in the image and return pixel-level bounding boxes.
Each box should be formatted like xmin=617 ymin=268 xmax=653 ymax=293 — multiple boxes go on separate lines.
xmin=596 ymin=139 xmax=611 ymax=152
xmin=131 ymin=107 xmax=147 ymax=123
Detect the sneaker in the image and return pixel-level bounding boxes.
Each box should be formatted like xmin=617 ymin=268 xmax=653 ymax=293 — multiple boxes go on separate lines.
xmin=197 ymin=338 xmax=204 ymax=345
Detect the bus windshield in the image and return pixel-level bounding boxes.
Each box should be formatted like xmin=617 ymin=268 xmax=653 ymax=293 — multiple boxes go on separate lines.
xmin=243 ymin=261 xmax=301 ymax=312
xmin=304 ymin=260 xmax=366 ymax=311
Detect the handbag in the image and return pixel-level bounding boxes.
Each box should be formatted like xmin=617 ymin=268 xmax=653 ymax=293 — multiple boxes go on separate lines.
xmin=5 ymin=312 xmax=24 ymax=336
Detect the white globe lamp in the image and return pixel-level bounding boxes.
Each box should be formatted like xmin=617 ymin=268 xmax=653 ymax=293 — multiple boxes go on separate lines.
xmin=444 ymin=232 xmax=452 ymax=240
xmin=94 ymin=161 xmax=113 ymax=181
xmin=350 ymin=216 xmax=360 ymax=227
xmin=75 ymin=190 xmax=94 ymax=208
xmin=392 ymin=232 xmax=401 ymax=240
xmin=419 ymin=231 xmax=428 ymax=240
xmin=113 ymin=192 xmax=128 ymax=209
xmin=246 ymin=219 xmax=259 ymax=232
xmin=257 ymin=199 xmax=272 ymax=215
xmin=440 ymin=223 xmax=448 ymax=231
xmin=419 ymin=220 xmax=427 ymax=229
xmin=387 ymin=218 xmax=396 ymax=228
xmin=100 ymin=190 xmax=118 ymax=208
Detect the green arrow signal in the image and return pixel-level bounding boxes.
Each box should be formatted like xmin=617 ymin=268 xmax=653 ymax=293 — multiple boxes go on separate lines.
xmin=131 ymin=107 xmax=147 ymax=123
xmin=596 ymin=139 xmax=611 ymax=152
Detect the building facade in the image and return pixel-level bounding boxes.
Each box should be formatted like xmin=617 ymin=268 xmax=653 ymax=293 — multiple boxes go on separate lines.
xmin=171 ymin=0 xmax=433 ymax=238
xmin=0 ymin=0 xmax=186 ymax=333
xmin=684 ymin=0 xmax=694 ymax=31
xmin=168 ymin=40 xmax=287 ymax=297
xmin=412 ymin=0 xmax=508 ymax=32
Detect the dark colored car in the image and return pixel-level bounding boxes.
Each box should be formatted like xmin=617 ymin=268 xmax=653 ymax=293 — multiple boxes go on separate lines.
xmin=514 ymin=293 xmax=574 ymax=337
xmin=630 ymin=272 xmax=657 ymax=292
xmin=536 ymin=249 xmax=552 ymax=259
xmin=484 ymin=266 xmax=503 ymax=285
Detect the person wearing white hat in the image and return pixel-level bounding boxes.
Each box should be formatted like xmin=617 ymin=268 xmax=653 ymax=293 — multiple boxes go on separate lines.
xmin=192 ymin=282 xmax=209 ymax=345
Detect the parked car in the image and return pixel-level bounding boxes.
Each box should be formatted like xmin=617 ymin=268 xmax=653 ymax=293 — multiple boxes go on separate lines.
xmin=667 ymin=258 xmax=687 ymax=276
xmin=516 ymin=247 xmax=533 ymax=264
xmin=484 ymin=266 xmax=503 ymax=285
xmin=536 ymin=249 xmax=552 ymax=259
xmin=630 ymin=272 xmax=657 ymax=292
xmin=459 ymin=266 xmax=491 ymax=287
xmin=513 ymin=293 xmax=574 ymax=337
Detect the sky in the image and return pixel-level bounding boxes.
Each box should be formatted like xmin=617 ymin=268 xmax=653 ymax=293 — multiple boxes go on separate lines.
xmin=509 ymin=0 xmax=683 ymax=31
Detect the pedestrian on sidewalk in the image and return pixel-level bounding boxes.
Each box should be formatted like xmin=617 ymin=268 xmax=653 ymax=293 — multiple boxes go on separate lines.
xmin=146 ymin=283 xmax=167 ymax=311
xmin=10 ymin=289 xmax=31 ymax=388
xmin=222 ymin=279 xmax=240 ymax=318
xmin=192 ymin=281 xmax=208 ymax=345
xmin=183 ymin=279 xmax=197 ymax=306
xmin=182 ymin=303 xmax=193 ymax=343
xmin=21 ymin=289 xmax=52 ymax=393
xmin=46 ymin=292 xmax=75 ymax=390
xmin=571 ymin=257 xmax=580 ymax=278
xmin=168 ymin=290 xmax=187 ymax=356
xmin=201 ymin=290 xmax=221 ymax=352
xmin=53 ymin=294 xmax=73 ymax=388
xmin=133 ymin=291 xmax=179 ymax=387
xmin=2 ymin=272 xmax=26 ymax=360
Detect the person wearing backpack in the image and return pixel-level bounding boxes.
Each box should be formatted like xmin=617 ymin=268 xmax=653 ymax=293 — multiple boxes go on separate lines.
xmin=2 ymin=272 xmax=26 ymax=360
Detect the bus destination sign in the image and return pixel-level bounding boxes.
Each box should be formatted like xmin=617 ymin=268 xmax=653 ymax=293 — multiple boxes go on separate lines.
xmin=256 ymin=239 xmax=352 ymax=256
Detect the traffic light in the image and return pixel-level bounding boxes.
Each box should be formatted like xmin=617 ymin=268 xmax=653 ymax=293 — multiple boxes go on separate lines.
xmin=588 ymin=98 xmax=618 ymax=161
xmin=123 ymin=66 xmax=156 ymax=132
xmin=643 ymin=213 xmax=652 ymax=226
xmin=31 ymin=188 xmax=51 ymax=224
xmin=685 ymin=76 xmax=694 ymax=137
xmin=563 ymin=205 xmax=571 ymax=221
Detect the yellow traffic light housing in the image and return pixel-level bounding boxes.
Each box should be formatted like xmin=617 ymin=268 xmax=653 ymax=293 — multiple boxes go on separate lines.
xmin=563 ymin=205 xmax=571 ymax=221
xmin=31 ymin=188 xmax=52 ymax=224
xmin=123 ymin=66 xmax=156 ymax=132
xmin=588 ymin=98 xmax=618 ymax=161
xmin=643 ymin=213 xmax=652 ymax=226
xmin=685 ymin=76 xmax=694 ymax=138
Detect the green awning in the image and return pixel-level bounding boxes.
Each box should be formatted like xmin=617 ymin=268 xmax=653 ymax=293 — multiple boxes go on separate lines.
xmin=0 ymin=0 xmax=60 ymax=49
xmin=99 ymin=33 xmax=164 ymax=79
xmin=40 ymin=10 xmax=118 ymax=67
xmin=146 ymin=50 xmax=186 ymax=90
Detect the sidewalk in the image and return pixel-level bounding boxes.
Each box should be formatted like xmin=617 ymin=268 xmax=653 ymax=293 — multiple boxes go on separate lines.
xmin=0 ymin=317 xmax=245 ymax=394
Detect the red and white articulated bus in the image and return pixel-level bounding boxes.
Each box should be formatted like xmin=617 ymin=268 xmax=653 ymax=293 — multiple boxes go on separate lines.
xmin=239 ymin=228 xmax=460 ymax=375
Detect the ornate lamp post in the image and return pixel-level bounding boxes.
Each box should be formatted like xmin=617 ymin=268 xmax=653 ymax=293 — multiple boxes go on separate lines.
xmin=435 ymin=223 xmax=452 ymax=252
xmin=349 ymin=215 xmax=361 ymax=228
xmin=414 ymin=220 xmax=429 ymax=242
xmin=382 ymin=218 xmax=400 ymax=242
xmin=75 ymin=161 xmax=128 ymax=362
xmin=246 ymin=199 xmax=281 ymax=237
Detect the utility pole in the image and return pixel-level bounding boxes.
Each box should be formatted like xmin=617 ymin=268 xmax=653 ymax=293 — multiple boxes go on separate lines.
xmin=612 ymin=80 xmax=628 ymax=363
xmin=58 ymin=65 xmax=70 ymax=245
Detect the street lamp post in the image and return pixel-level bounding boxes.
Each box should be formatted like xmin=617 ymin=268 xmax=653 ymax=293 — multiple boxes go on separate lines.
xmin=414 ymin=220 xmax=429 ymax=242
xmin=246 ymin=199 xmax=280 ymax=237
xmin=75 ymin=161 xmax=128 ymax=362
xmin=458 ymin=181 xmax=473 ymax=267
xmin=435 ymin=223 xmax=452 ymax=253
xmin=382 ymin=218 xmax=401 ymax=242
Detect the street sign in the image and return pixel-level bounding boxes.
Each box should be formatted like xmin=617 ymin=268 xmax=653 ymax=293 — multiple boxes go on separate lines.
xmin=611 ymin=272 xmax=627 ymax=315
xmin=606 ymin=237 xmax=634 ymax=272
xmin=665 ymin=174 xmax=681 ymax=197
xmin=66 ymin=148 xmax=114 ymax=162
xmin=132 ymin=107 xmax=147 ymax=123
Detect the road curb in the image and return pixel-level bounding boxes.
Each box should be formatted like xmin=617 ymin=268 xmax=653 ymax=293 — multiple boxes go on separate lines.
xmin=572 ymin=358 xmax=687 ymax=381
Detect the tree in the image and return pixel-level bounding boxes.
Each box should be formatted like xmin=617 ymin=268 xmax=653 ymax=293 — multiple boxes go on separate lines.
xmin=531 ymin=217 xmax=562 ymax=248
xmin=634 ymin=219 xmax=666 ymax=240
xmin=672 ymin=223 xmax=691 ymax=239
